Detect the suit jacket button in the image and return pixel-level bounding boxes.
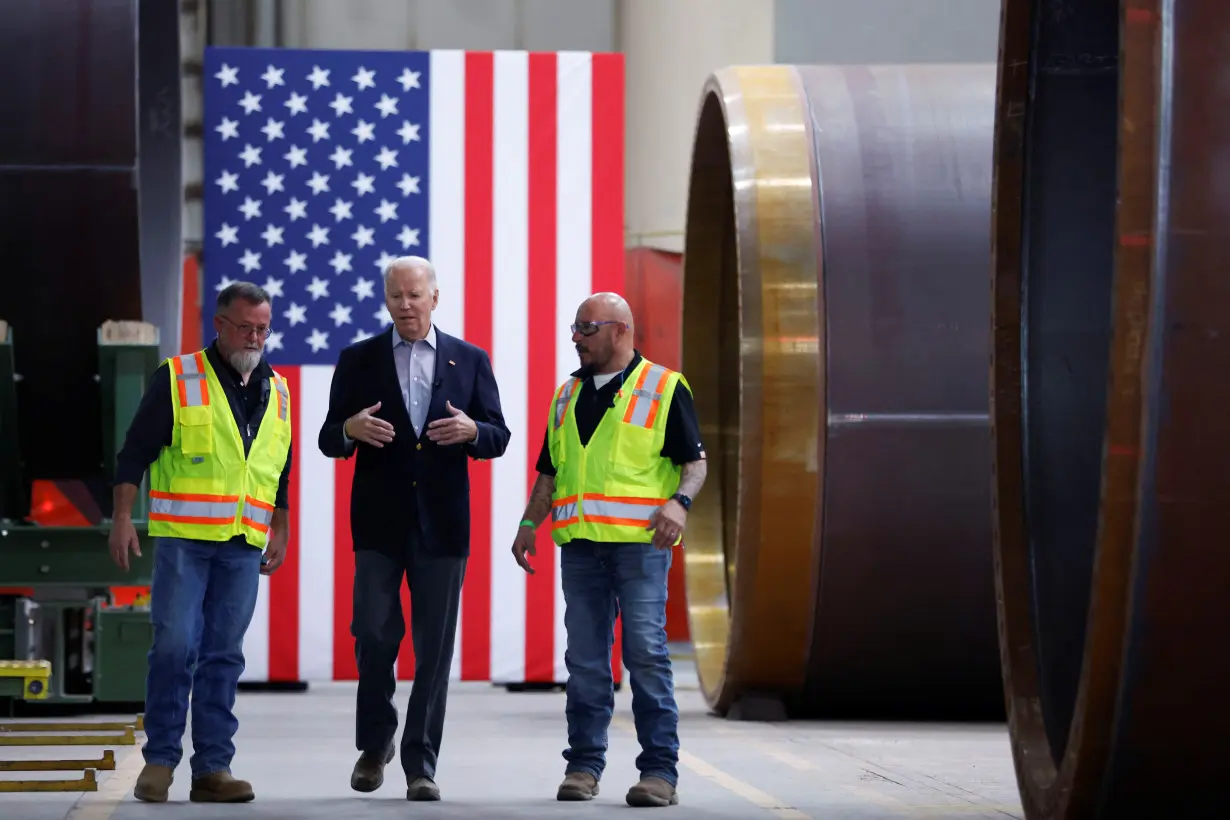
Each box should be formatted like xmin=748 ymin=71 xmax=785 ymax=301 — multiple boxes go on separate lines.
xmin=412 ymin=481 xmax=416 ymax=487
xmin=416 ymin=442 xmax=422 ymax=450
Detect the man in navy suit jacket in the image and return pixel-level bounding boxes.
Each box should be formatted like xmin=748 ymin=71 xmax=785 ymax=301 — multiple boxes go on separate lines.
xmin=317 ymin=256 xmax=510 ymax=802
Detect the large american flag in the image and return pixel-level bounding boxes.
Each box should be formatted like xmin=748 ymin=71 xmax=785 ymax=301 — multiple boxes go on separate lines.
xmin=201 ymin=46 xmax=626 ymax=686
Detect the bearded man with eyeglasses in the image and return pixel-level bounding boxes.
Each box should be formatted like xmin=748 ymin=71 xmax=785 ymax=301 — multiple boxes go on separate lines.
xmin=108 ymin=281 xmax=292 ymax=804
xmin=511 ymin=292 xmax=708 ymax=808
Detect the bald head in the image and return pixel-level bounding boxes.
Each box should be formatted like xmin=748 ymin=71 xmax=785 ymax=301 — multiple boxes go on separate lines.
xmin=580 ymin=292 xmax=634 ymax=325
xmin=572 ymin=292 xmax=635 ymax=374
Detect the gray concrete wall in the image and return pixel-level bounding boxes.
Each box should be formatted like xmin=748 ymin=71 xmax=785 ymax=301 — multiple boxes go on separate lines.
xmin=774 ymin=0 xmax=1000 ymax=65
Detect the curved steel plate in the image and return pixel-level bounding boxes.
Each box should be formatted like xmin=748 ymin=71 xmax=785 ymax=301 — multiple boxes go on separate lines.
xmin=682 ymin=63 xmax=1002 ymax=719
xmin=992 ymin=0 xmax=1230 ymax=815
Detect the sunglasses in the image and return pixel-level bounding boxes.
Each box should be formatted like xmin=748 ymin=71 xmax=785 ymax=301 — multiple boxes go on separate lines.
xmin=570 ymin=321 xmax=625 ymax=337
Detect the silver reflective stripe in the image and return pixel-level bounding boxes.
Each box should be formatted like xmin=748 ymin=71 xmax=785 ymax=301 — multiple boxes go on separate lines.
xmin=243 ymin=500 xmax=274 ymax=527
xmin=583 ymin=498 xmax=660 ymax=523
xmin=553 ymin=379 xmax=579 ymax=429
xmin=626 ymin=364 xmax=668 ymax=427
xmin=175 ymin=354 xmax=207 ymax=407
xmin=551 ymin=501 xmax=577 ymax=523
xmin=273 ymin=377 xmax=289 ymax=421
xmin=149 ymin=495 xmax=236 ymax=521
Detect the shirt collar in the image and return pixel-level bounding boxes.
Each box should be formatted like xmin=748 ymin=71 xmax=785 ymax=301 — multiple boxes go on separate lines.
xmin=393 ymin=323 xmax=436 ymax=349
xmin=571 ymin=349 xmax=642 ymax=382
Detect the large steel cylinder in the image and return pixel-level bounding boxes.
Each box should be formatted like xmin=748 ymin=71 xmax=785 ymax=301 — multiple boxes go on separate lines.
xmin=680 ymin=63 xmax=1003 ymax=720
xmin=992 ymin=0 xmax=1230 ymax=816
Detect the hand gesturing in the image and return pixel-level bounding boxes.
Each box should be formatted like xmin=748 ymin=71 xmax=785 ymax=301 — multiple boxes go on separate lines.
xmin=427 ymin=400 xmax=477 ymax=446
xmin=345 ymin=402 xmax=395 ymax=447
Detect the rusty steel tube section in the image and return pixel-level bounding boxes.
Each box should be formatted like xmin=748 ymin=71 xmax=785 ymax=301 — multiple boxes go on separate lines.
xmin=681 ymin=63 xmax=1003 ymax=720
xmin=992 ymin=0 xmax=1230 ymax=816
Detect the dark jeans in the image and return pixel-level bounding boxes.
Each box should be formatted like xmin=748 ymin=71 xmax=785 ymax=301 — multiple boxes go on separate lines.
xmin=351 ymin=529 xmax=466 ymax=780
xmin=142 ymin=536 xmax=262 ymax=778
xmin=560 ymin=541 xmax=679 ymax=786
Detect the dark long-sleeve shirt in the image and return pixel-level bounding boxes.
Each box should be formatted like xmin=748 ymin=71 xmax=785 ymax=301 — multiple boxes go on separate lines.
xmin=113 ymin=340 xmax=292 ymax=509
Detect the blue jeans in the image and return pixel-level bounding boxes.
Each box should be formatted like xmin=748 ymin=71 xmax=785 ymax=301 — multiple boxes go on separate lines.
xmin=142 ymin=536 xmax=262 ymax=778
xmin=560 ymin=542 xmax=679 ymax=786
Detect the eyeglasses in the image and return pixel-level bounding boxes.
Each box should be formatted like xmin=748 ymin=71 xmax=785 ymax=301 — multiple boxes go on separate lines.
xmin=219 ymin=315 xmax=273 ymax=338
xmin=571 ymin=321 xmax=625 ymax=337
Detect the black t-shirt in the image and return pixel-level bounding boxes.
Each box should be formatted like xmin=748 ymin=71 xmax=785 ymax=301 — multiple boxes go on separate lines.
xmin=535 ymin=352 xmax=705 ymax=476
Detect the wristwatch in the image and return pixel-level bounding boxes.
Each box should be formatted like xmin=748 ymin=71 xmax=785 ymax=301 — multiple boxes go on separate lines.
xmin=670 ymin=492 xmax=692 ymax=511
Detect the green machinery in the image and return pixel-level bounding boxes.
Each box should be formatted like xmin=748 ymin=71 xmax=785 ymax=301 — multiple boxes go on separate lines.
xmin=0 ymin=319 xmax=161 ymax=707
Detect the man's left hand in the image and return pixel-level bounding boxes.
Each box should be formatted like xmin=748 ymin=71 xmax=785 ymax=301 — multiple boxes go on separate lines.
xmin=427 ymin=400 xmax=478 ymax=445
xmin=261 ymin=529 xmax=288 ymax=576
xmin=648 ymin=500 xmax=687 ymax=550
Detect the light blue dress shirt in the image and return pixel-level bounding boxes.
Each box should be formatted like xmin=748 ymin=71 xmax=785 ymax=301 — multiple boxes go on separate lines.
xmin=342 ymin=324 xmax=436 ymax=447
xmin=393 ymin=323 xmax=436 ymax=437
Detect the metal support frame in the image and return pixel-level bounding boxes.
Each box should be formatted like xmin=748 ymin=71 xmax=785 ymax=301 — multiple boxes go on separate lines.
xmin=0 ymin=721 xmax=142 ymax=792
xmin=0 ymin=726 xmax=135 ymax=746
xmin=0 ymin=749 xmax=115 ymax=771
xmin=0 ymin=769 xmax=97 ymax=792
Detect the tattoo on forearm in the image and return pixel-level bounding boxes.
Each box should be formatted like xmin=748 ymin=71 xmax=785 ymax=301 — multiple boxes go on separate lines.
xmin=677 ymin=459 xmax=708 ymax=499
xmin=522 ymin=473 xmax=556 ymax=526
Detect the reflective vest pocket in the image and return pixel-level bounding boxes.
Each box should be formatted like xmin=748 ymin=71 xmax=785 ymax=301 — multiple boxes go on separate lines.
xmin=178 ymin=405 xmax=215 ymax=456
xmin=608 ymin=423 xmax=658 ymax=488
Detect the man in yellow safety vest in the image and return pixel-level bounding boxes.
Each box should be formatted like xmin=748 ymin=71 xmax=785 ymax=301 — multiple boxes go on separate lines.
xmin=108 ymin=281 xmax=292 ymax=804
xmin=511 ymin=292 xmax=708 ymax=808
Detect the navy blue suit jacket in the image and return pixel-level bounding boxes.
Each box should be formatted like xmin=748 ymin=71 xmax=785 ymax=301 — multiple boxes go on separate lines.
xmin=317 ymin=325 xmax=510 ymax=556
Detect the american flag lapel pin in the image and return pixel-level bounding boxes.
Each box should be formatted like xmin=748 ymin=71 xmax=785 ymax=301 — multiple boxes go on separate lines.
xmin=448 ymin=360 xmax=456 ymax=366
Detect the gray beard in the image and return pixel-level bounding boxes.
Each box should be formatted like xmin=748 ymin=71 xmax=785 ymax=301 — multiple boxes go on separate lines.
xmin=228 ymin=348 xmax=261 ymax=374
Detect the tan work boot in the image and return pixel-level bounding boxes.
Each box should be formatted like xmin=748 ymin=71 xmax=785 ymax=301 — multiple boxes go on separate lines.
xmin=626 ymin=776 xmax=678 ymax=807
xmin=189 ymin=771 xmax=255 ymax=802
xmin=557 ymin=771 xmax=600 ymax=801
xmin=133 ymin=763 xmax=174 ymax=802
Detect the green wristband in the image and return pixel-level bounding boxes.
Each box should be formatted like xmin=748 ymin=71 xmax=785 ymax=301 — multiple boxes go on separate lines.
xmin=519 ymin=519 xmax=535 ymax=529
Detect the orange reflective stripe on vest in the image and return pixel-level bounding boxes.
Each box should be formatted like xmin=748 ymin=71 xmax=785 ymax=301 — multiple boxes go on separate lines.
xmin=242 ymin=496 xmax=275 ymax=534
xmin=149 ymin=491 xmax=274 ymax=534
xmin=578 ymin=493 xmax=666 ymax=527
xmin=622 ymin=363 xmax=670 ymax=428
xmin=149 ymin=490 xmax=238 ymax=526
xmin=273 ymin=376 xmax=289 ymax=421
xmin=553 ymin=378 xmax=580 ymax=430
xmin=171 ymin=352 xmax=211 ymax=408
xmin=551 ymin=494 xmax=579 ymax=530
xmin=551 ymin=493 xmax=666 ymax=530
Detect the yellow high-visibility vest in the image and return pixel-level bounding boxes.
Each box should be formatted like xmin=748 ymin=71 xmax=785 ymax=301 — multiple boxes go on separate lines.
xmin=147 ymin=349 xmax=292 ymax=547
xmin=547 ymin=357 xmax=686 ymax=545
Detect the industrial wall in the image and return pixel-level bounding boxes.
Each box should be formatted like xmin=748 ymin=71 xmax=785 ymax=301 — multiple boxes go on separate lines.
xmin=175 ymin=0 xmax=1003 ymax=655
xmin=184 ymin=0 xmax=1000 ymax=253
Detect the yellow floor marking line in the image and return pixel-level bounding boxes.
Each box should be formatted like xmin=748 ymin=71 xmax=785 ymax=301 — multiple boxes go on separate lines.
xmin=65 ymin=738 xmax=146 ymax=820
xmin=611 ymin=715 xmax=812 ymax=819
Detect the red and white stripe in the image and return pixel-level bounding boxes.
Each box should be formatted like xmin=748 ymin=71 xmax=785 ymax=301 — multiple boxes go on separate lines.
xmin=238 ymin=50 xmax=627 ymax=685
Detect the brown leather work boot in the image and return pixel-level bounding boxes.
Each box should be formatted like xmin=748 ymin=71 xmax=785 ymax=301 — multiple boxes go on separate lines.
xmin=626 ymin=776 xmax=678 ymax=807
xmin=406 ymin=774 xmax=441 ymax=801
xmin=557 ymin=771 xmax=600 ymax=801
xmin=189 ymin=771 xmax=255 ymax=802
xmin=350 ymin=743 xmax=395 ymax=792
xmin=133 ymin=763 xmax=174 ymax=802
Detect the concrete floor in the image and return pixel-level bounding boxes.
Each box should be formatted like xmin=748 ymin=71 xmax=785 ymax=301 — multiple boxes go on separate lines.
xmin=2 ymin=659 xmax=1024 ymax=819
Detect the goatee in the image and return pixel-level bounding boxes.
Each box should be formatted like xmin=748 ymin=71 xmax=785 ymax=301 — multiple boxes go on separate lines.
xmin=229 ymin=348 xmax=261 ymax=373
